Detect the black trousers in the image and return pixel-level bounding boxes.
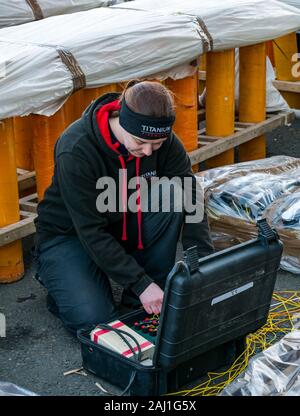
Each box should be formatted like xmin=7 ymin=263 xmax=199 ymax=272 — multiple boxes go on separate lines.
xmin=36 ymin=207 xmax=186 ymax=334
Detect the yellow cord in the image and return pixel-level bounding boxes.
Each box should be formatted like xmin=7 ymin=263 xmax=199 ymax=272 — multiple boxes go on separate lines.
xmin=167 ymin=291 xmax=300 ymax=396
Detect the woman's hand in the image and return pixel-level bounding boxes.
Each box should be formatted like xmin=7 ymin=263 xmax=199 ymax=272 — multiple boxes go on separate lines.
xmin=139 ymin=282 xmax=164 ymax=315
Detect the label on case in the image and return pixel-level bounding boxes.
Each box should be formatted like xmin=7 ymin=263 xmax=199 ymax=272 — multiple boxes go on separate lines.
xmin=211 ymin=282 xmax=254 ymax=305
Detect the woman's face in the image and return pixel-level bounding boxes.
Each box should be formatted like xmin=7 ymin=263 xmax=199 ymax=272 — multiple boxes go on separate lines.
xmin=121 ymin=130 xmax=167 ymax=158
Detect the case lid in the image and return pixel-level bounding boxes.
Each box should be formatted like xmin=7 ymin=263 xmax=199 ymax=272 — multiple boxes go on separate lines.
xmin=153 ymin=220 xmax=283 ymax=369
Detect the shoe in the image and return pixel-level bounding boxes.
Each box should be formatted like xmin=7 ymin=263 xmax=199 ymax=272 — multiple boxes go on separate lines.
xmin=46 ymin=294 xmax=59 ymax=317
xmin=35 ymin=272 xmax=44 ymax=286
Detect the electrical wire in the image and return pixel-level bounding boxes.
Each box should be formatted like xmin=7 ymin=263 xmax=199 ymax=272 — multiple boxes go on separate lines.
xmin=167 ymin=291 xmax=300 ymax=396
xmin=94 ymin=324 xmax=142 ymax=396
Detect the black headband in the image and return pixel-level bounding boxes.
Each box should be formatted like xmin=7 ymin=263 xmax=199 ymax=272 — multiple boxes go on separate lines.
xmin=119 ymin=99 xmax=175 ymax=140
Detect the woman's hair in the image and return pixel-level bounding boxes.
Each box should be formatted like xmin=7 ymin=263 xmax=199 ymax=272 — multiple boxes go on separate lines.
xmin=117 ymin=80 xmax=176 ymax=118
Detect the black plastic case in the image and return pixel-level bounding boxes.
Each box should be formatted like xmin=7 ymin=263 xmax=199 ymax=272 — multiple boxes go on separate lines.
xmin=78 ymin=219 xmax=283 ymax=396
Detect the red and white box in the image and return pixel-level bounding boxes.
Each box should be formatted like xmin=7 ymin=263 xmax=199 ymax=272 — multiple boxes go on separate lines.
xmin=90 ymin=320 xmax=155 ymax=361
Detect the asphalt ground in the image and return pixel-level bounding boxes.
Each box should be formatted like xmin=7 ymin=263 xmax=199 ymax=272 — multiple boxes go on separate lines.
xmin=1 ymin=119 xmax=300 ymax=396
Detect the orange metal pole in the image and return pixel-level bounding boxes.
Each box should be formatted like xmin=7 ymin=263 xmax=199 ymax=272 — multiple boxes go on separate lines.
xmin=13 ymin=116 xmax=35 ymax=171
xmin=83 ymin=84 xmax=118 ymax=108
xmin=239 ymin=43 xmax=266 ymax=161
xmin=199 ymin=54 xmax=206 ymax=96
xmin=165 ymin=74 xmax=198 ymax=153
xmin=266 ymin=40 xmax=275 ymax=67
xmin=0 ymin=118 xmax=24 ymax=282
xmin=273 ymin=32 xmax=300 ymax=108
xmin=32 ymin=109 xmax=66 ymax=200
xmin=205 ymin=49 xmax=235 ymax=168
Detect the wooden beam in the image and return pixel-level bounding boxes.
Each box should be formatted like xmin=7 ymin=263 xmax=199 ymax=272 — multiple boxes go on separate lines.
xmin=234 ymin=122 xmax=255 ymax=128
xmin=198 ymin=135 xmax=219 ymax=143
xmin=198 ymin=70 xmax=206 ymax=81
xmin=197 ymin=109 xmax=206 ymax=116
xmin=19 ymin=193 xmax=38 ymax=213
xmin=17 ymin=170 xmax=36 ymax=192
xmin=273 ymin=80 xmax=300 ymax=94
xmin=0 ymin=211 xmax=37 ymax=247
xmin=198 ymin=127 xmax=206 ymax=135
xmin=17 ymin=168 xmax=28 ymax=175
xmin=189 ymin=111 xmax=294 ymax=165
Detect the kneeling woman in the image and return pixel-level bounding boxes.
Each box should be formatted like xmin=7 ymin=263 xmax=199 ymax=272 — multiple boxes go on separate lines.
xmin=35 ymin=80 xmax=214 ymax=334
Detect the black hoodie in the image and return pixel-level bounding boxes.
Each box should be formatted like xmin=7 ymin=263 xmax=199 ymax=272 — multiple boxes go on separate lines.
xmin=35 ymin=93 xmax=214 ymax=296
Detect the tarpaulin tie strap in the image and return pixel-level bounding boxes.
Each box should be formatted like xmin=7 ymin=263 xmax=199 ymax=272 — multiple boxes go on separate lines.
xmin=57 ymin=48 xmax=87 ymax=92
xmin=26 ymin=0 xmax=44 ymax=21
xmin=196 ymin=17 xmax=214 ymax=53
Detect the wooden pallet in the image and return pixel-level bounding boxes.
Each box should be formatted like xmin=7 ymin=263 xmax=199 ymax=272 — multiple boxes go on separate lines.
xmin=189 ymin=111 xmax=294 ymax=166
xmin=17 ymin=168 xmax=36 ymax=192
xmin=272 ymin=80 xmax=300 ymax=94
xmin=0 ymin=194 xmax=37 ymax=247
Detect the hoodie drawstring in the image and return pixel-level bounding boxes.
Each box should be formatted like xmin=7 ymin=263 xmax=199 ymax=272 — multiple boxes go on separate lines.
xmin=97 ymin=100 xmax=143 ymax=250
xmin=135 ymin=157 xmax=143 ymax=250
xmin=118 ymin=155 xmax=143 ymax=250
xmin=118 ymin=155 xmax=128 ymax=243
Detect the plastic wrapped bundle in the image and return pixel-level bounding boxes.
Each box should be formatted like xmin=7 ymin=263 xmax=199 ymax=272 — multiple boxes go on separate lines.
xmin=0 ymin=8 xmax=203 ymax=118
xmin=207 ymin=169 xmax=300 ymax=248
xmin=264 ymin=191 xmax=300 ymax=274
xmin=198 ymin=155 xmax=300 ymax=190
xmin=210 ymin=231 xmax=240 ymax=251
xmin=279 ymin=0 xmax=300 ymax=8
xmin=1 ymin=0 xmax=300 ymax=118
xmin=0 ymin=0 xmax=129 ymax=28
xmin=204 ymin=157 xmax=300 ymax=273
xmin=0 ymin=381 xmax=38 ymax=396
xmin=116 ymin=0 xmax=300 ymax=50
xmin=208 ymin=172 xmax=300 ymax=222
xmin=220 ymin=330 xmax=300 ymax=396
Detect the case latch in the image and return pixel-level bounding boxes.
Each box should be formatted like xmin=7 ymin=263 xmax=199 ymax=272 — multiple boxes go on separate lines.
xmin=184 ymin=246 xmax=199 ymax=273
xmin=256 ymin=218 xmax=279 ymax=244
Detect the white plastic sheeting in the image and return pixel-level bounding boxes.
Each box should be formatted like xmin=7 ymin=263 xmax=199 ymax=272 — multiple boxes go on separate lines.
xmin=264 ymin=57 xmax=290 ymax=112
xmin=0 ymin=0 xmax=129 ymax=28
xmin=265 ymin=191 xmax=300 ymax=274
xmin=0 ymin=8 xmax=203 ymax=118
xmin=200 ymin=156 xmax=300 ymax=275
xmin=0 ymin=381 xmax=38 ymax=396
xmin=220 ymin=330 xmax=300 ymax=396
xmin=279 ymin=0 xmax=300 ymax=8
xmin=1 ymin=0 xmax=300 ymax=118
xmin=115 ymin=0 xmax=300 ymax=50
